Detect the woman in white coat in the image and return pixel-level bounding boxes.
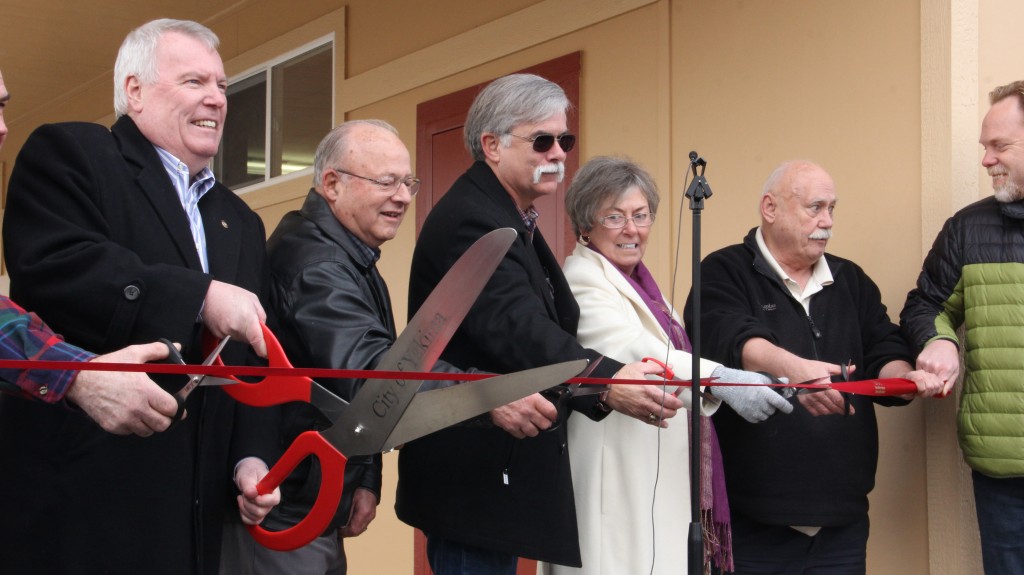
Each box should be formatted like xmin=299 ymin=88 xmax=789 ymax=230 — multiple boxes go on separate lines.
xmin=538 ymin=157 xmax=792 ymax=575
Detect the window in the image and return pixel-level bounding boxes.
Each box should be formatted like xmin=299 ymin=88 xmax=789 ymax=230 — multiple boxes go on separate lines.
xmin=215 ymin=40 xmax=333 ymax=191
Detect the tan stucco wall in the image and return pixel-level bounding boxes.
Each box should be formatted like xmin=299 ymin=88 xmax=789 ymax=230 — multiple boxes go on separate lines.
xmin=5 ymin=0 xmax=1024 ymax=573
xmin=672 ymin=3 xmax=928 ymax=573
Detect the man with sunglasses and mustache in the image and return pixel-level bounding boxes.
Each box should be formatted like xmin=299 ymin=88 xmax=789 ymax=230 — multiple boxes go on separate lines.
xmin=396 ymin=74 xmax=663 ymax=575
xmin=902 ymin=80 xmax=1024 ymax=575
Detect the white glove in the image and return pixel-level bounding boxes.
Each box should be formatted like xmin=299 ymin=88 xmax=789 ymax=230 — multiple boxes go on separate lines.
xmin=709 ymin=366 xmax=794 ymax=423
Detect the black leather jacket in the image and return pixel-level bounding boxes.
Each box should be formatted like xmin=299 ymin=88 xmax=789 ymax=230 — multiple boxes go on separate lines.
xmin=264 ymin=189 xmax=468 ymax=532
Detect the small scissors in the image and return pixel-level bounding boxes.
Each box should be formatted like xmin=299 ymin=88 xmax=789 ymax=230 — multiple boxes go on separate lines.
xmin=779 ymin=360 xmax=854 ymax=415
xmin=639 ymin=357 xmax=718 ymax=399
xmin=776 ymin=360 xmax=846 ymax=395
xmin=158 ymin=335 xmax=233 ymax=421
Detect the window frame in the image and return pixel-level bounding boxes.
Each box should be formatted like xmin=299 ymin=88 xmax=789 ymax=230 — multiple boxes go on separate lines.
xmin=218 ymin=34 xmax=335 ymax=194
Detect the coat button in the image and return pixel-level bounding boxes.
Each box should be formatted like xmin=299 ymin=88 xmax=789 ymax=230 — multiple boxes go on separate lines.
xmin=123 ymin=285 xmax=141 ymax=301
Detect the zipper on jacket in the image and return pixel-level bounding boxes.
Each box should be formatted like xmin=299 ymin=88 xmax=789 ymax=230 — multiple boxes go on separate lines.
xmin=805 ymin=312 xmax=824 ymax=361
xmin=502 ymin=437 xmax=520 ymax=486
xmin=807 ymin=315 xmax=822 ymax=340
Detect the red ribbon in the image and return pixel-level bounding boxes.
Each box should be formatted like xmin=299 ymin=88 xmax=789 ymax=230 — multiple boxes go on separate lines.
xmin=0 ymin=359 xmax=918 ymax=396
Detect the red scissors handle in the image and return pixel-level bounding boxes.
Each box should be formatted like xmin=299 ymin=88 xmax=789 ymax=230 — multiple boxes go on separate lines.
xmin=641 ymin=357 xmax=675 ymax=379
xmin=204 ymin=325 xmax=314 ymax=406
xmin=247 ymin=431 xmax=348 ymax=551
xmin=204 ymin=326 xmax=352 ymax=550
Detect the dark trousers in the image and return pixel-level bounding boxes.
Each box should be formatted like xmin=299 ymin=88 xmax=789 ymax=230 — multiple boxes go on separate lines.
xmin=729 ymin=513 xmax=869 ymax=575
xmin=972 ymin=469 xmax=1024 ymax=575
xmin=426 ymin=533 xmax=516 ymax=575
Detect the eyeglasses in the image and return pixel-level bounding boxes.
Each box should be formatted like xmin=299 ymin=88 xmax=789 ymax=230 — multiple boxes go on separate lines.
xmin=598 ymin=212 xmax=655 ymax=229
xmin=333 ymin=168 xmax=421 ymax=196
xmin=509 ymin=132 xmax=577 ymax=153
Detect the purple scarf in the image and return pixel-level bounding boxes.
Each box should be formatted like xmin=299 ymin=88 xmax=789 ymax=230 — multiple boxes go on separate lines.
xmin=591 ymin=245 xmax=734 ymax=572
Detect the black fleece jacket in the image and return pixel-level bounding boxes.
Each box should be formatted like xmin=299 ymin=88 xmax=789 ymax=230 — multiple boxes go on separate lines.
xmin=684 ymin=228 xmax=912 ymax=527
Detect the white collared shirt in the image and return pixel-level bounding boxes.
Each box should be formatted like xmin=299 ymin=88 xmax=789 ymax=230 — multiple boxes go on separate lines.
xmin=755 ymin=227 xmax=833 ymax=313
xmin=155 ymin=147 xmax=215 ymax=273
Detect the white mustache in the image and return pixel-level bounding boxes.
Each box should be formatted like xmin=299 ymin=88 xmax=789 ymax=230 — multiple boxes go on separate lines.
xmin=809 ymin=228 xmax=832 ymax=240
xmin=533 ymin=162 xmax=565 ymax=184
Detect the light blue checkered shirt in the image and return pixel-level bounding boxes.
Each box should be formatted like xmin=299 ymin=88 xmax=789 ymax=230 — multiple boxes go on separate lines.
xmin=155 ymin=147 xmax=215 ymax=273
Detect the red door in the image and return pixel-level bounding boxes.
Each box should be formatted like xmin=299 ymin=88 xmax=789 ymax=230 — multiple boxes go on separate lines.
xmin=412 ymin=52 xmax=582 ymax=575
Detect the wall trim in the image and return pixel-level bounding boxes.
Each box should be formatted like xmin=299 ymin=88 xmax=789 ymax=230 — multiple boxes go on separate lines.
xmin=920 ymin=1 xmax=982 ymax=574
xmin=337 ymin=0 xmax=655 ymax=112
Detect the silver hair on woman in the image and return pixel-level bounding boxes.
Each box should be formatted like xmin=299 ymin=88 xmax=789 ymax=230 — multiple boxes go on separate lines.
xmin=565 ymin=155 xmax=660 ymax=240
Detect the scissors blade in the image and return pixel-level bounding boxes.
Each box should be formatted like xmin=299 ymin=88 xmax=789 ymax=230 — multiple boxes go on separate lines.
xmin=309 ymin=381 xmax=350 ymax=422
xmin=191 ymin=376 xmax=242 ymax=386
xmin=204 ymin=335 xmax=232 ymax=365
xmin=327 ymin=228 xmax=517 ymax=455
xmin=783 ymin=383 xmax=833 ymax=397
xmin=185 ymin=335 xmax=232 ymax=388
xmin=377 ymin=359 xmax=589 ymax=453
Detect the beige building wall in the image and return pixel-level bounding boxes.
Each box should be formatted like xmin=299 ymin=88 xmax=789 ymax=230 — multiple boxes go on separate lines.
xmin=4 ymin=0 xmax=1024 ymax=573
xmin=673 ymin=2 xmax=929 ymax=574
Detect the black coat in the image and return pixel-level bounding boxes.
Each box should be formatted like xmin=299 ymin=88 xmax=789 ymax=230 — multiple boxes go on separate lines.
xmin=0 ymin=116 xmax=274 ymax=575
xmin=395 ymin=161 xmax=622 ymax=566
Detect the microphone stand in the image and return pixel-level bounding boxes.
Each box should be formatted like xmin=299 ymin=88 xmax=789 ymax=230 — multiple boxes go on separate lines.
xmin=685 ymin=151 xmax=712 ymax=575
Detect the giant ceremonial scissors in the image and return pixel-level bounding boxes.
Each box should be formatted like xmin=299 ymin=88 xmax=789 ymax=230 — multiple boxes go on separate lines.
xmin=208 ymin=228 xmax=589 ymax=551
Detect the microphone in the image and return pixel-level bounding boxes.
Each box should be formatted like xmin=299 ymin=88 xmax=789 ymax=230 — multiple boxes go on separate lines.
xmin=685 ymin=151 xmax=711 ymax=202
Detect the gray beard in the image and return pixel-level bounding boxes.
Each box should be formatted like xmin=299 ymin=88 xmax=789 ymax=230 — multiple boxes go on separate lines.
xmin=994 ymin=181 xmax=1024 ymax=203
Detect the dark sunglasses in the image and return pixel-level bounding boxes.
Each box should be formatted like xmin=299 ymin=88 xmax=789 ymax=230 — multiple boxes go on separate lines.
xmin=510 ymin=132 xmax=577 ymax=153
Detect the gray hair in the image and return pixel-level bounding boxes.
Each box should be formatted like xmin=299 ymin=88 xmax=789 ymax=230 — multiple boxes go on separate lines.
xmin=565 ymin=156 xmax=659 ymax=239
xmin=463 ymin=74 xmax=570 ymax=161
xmin=113 ymin=19 xmax=220 ymax=118
xmin=312 ymin=119 xmax=399 ymax=189
xmin=989 ymin=80 xmax=1024 ymax=115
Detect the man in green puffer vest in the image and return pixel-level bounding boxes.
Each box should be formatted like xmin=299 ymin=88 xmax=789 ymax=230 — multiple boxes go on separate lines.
xmin=901 ymin=79 xmax=1024 ymax=575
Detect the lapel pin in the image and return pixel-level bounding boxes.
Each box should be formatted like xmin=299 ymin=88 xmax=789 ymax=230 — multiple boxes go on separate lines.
xmin=221 ymin=220 xmax=229 ymax=229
